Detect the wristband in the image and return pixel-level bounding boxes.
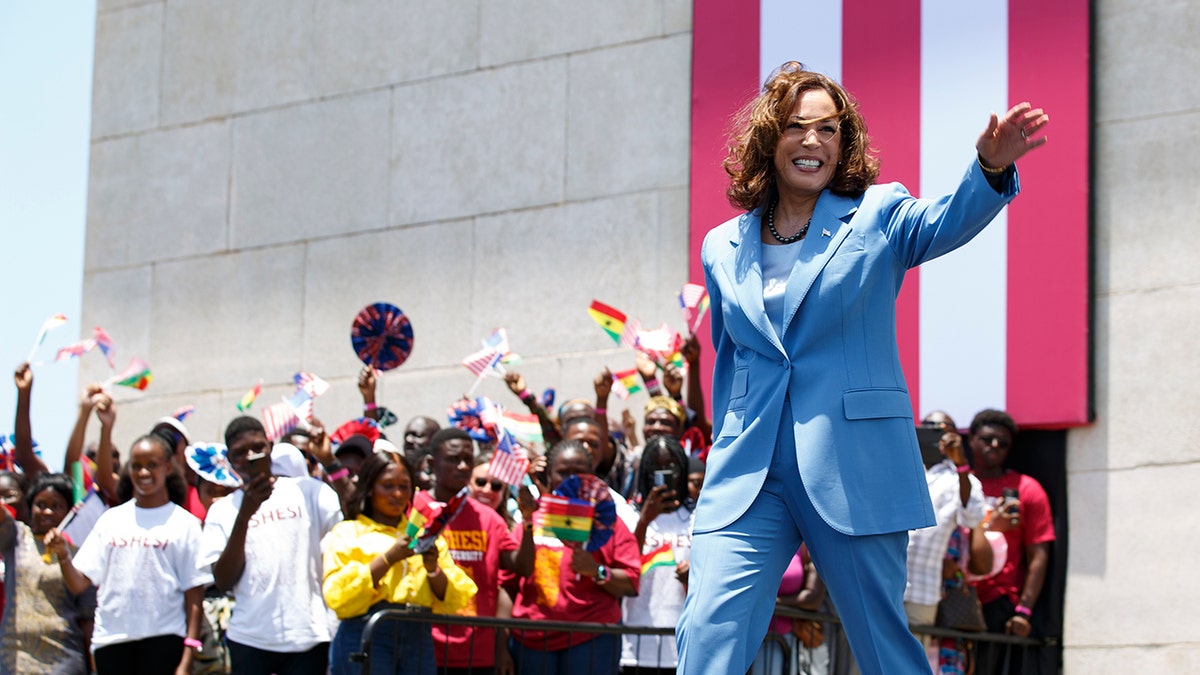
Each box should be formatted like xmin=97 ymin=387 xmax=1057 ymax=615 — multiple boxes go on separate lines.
xmin=594 ymin=407 xmax=607 ymax=416
xmin=327 ymin=468 xmax=350 ymax=482
xmin=184 ymin=637 xmax=203 ymax=651
xmin=427 ymin=566 xmax=441 ymax=578
xmin=644 ymin=377 xmax=660 ymax=391
xmin=1013 ymin=604 xmax=1032 ymax=617
xmin=956 ymin=464 xmax=971 ymax=474
xmin=363 ymin=402 xmax=378 ymax=412
xmin=518 ymin=388 xmax=532 ymax=401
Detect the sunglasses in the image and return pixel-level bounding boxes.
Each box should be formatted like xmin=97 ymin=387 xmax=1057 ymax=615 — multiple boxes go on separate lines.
xmin=473 ymin=477 xmax=504 ymax=491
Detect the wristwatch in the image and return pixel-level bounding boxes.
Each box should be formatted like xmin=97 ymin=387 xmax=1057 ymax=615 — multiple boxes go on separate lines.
xmin=595 ymin=564 xmax=611 ymax=585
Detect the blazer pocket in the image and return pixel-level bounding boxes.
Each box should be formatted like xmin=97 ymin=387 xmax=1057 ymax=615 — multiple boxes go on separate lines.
xmin=727 ymin=367 xmax=749 ymax=405
xmin=842 ymin=388 xmax=912 ymax=420
xmin=716 ymin=409 xmax=745 ymax=438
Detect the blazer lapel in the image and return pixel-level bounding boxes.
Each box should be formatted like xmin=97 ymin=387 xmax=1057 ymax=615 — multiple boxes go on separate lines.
xmin=717 ymin=210 xmax=787 ymax=357
xmin=780 ymin=191 xmax=860 ymax=336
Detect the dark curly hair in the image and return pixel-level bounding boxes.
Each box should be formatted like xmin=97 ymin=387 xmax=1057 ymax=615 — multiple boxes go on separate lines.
xmin=724 ymin=61 xmax=879 ymax=211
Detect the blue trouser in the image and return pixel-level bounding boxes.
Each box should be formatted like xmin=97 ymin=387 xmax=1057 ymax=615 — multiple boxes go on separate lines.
xmin=677 ymin=405 xmax=931 ymax=675
xmin=331 ymin=604 xmax=436 ymax=675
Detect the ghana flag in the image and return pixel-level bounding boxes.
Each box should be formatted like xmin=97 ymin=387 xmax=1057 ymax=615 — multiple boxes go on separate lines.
xmin=641 ymin=543 xmax=676 ymax=574
xmin=534 ymin=495 xmax=594 ymax=544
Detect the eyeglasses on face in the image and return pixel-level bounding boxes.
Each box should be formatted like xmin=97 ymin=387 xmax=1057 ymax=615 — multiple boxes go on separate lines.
xmin=976 ymin=435 xmax=1011 ymax=448
xmin=473 ymin=477 xmax=504 ymax=491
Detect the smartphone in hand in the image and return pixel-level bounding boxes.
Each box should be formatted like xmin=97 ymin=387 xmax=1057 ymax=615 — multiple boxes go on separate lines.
xmin=247 ymin=452 xmax=271 ymax=481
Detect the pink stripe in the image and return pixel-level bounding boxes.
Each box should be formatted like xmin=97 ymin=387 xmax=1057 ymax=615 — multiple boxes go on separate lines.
xmin=841 ymin=0 xmax=923 ymax=415
xmin=1006 ymin=0 xmax=1091 ymax=427
xmin=689 ymin=2 xmax=760 ymax=410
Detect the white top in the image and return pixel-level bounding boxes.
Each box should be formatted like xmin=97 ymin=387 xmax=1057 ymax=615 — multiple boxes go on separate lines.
xmin=198 ymin=476 xmax=342 ymax=651
xmin=621 ymin=506 xmax=694 ymax=667
xmin=761 ymin=238 xmax=805 ymax=339
xmin=72 ymin=501 xmax=212 ymax=649
xmin=904 ymin=459 xmax=986 ymax=606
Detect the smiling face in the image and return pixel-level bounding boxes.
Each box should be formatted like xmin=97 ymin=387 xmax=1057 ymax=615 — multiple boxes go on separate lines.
xmin=643 ymin=408 xmax=683 ymax=440
xmin=773 ymin=88 xmax=842 ymax=200
xmin=0 ymin=474 xmax=28 ymax=523
xmin=30 ymin=487 xmax=69 ymax=536
xmin=129 ymin=439 xmax=172 ymax=507
xmin=369 ymin=460 xmax=413 ymax=527
xmin=469 ymin=463 xmax=504 ymax=510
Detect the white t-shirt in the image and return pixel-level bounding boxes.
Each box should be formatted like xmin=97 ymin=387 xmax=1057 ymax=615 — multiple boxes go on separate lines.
xmin=198 ymin=476 xmax=342 ymax=652
xmin=621 ymin=506 xmax=694 ymax=668
xmin=72 ymin=500 xmax=212 ymax=649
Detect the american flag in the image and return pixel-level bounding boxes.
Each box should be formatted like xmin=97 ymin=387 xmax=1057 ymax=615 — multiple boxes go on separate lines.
xmin=282 ymin=388 xmax=314 ymax=422
xmin=679 ymin=283 xmax=711 ymax=334
xmin=92 ymin=326 xmax=116 ymax=369
xmin=261 ymin=400 xmax=301 ymax=441
xmin=461 ymin=347 xmax=504 ymax=378
xmin=690 ymin=0 xmax=1090 ymax=428
xmin=55 ymin=339 xmax=97 ymax=362
xmin=489 ymin=430 xmax=531 ymax=486
xmin=294 ymin=372 xmax=330 ymax=398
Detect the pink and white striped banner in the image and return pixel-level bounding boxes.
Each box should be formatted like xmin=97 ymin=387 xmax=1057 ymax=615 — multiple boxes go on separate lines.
xmin=689 ymin=0 xmax=1090 ymax=428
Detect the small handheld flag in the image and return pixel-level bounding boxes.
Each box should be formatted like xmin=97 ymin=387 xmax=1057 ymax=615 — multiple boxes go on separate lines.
xmin=108 ymin=357 xmax=152 ymax=391
xmin=92 ymin=326 xmax=117 ymax=369
xmin=237 ymin=380 xmax=263 ymax=412
xmin=641 ymin=542 xmax=677 ymax=574
xmin=27 ymin=313 xmax=68 ymax=362
xmin=55 ymin=339 xmax=97 ymax=362
xmin=588 ymin=300 xmax=627 ymax=345
xmin=679 ymin=283 xmax=711 ymax=334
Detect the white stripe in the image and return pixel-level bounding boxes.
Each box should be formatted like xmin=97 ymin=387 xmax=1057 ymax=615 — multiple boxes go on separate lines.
xmin=917 ymin=0 xmax=1009 ymax=424
xmin=759 ymin=0 xmax=843 ymax=85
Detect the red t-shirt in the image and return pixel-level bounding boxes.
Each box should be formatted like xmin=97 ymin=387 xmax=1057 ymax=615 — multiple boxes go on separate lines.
xmin=502 ymin=516 xmax=641 ymax=652
xmin=973 ymin=471 xmax=1055 ymax=605
xmin=428 ymin=496 xmax=517 ymax=667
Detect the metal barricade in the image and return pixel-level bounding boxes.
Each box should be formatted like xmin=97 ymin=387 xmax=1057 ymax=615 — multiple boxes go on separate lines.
xmin=352 ymin=606 xmax=1056 ymax=675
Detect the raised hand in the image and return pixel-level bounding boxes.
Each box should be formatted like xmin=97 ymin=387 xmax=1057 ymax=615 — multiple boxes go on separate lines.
xmin=977 ymin=102 xmax=1049 ymax=169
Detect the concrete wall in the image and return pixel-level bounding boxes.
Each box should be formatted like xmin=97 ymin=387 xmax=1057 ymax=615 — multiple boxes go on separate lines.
xmin=81 ymin=0 xmax=1200 ymax=672
xmin=1062 ymin=0 xmax=1200 ymax=671
xmin=81 ymin=0 xmax=693 ymax=447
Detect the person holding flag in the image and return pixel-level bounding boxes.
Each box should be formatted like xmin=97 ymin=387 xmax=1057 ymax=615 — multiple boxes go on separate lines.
xmin=676 ymin=61 xmax=1049 ymax=675
xmin=501 ymin=439 xmax=640 ymax=675
xmin=621 ymin=435 xmax=694 ymax=673
xmin=322 ymin=448 xmax=476 ymax=675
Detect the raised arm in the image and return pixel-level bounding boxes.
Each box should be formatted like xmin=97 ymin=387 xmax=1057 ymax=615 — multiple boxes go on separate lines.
xmin=13 ymin=363 xmax=47 ymax=480
xmin=93 ymin=392 xmax=119 ymax=503
xmin=358 ymin=366 xmax=381 ymax=423
xmin=680 ymin=335 xmax=711 ymax=441
xmin=63 ymin=383 xmax=102 ymax=475
xmin=505 ymin=372 xmax=560 ymax=447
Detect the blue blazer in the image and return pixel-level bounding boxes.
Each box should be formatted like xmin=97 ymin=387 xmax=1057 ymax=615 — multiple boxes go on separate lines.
xmin=697 ymin=161 xmax=1018 ymax=536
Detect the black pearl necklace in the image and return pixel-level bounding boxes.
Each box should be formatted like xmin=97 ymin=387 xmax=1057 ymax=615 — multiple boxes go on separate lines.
xmin=766 ymin=200 xmax=810 ymax=244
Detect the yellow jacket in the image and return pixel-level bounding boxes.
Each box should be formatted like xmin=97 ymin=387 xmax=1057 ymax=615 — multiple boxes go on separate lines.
xmin=322 ymin=514 xmax=477 ymax=620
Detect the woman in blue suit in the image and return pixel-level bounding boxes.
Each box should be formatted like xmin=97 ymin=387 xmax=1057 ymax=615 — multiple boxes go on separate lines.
xmin=675 ymin=62 xmax=1048 ymax=675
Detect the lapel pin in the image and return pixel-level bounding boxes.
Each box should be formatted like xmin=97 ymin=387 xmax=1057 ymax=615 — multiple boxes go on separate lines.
xmin=822 ymin=228 xmax=831 ymax=238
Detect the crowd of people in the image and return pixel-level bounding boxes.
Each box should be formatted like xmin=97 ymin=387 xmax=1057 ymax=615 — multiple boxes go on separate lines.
xmin=0 ymin=340 xmax=1055 ymax=675
xmin=0 ymin=55 xmax=1062 ymax=674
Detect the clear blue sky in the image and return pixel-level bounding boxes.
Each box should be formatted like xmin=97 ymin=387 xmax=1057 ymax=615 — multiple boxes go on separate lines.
xmin=0 ymin=3 xmax=97 ymax=471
